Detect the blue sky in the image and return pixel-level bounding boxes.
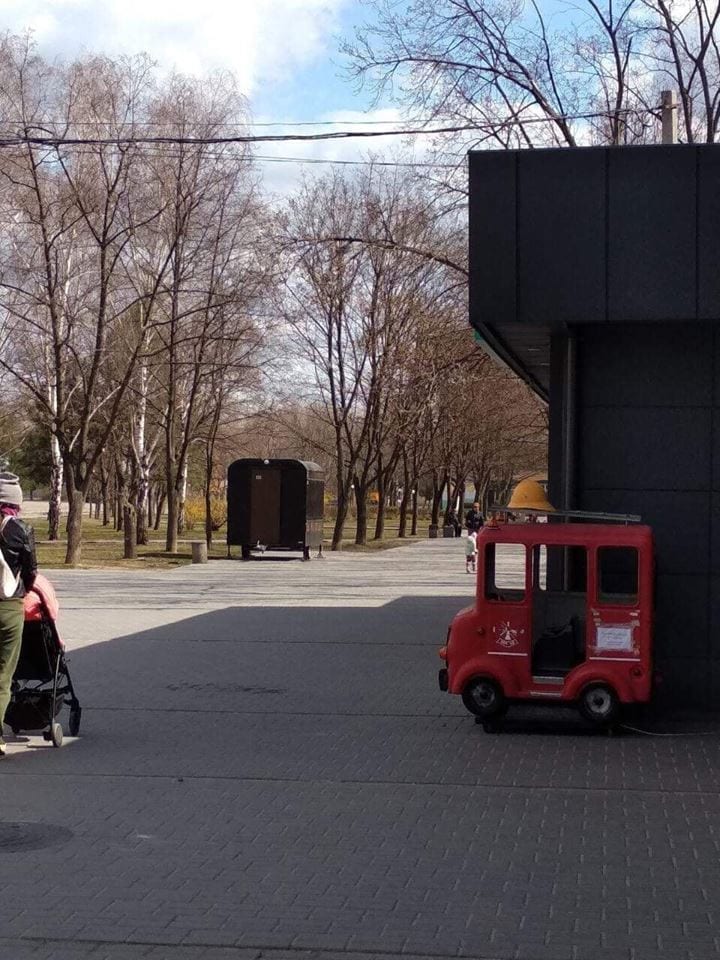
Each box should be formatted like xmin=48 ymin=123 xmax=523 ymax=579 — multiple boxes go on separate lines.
xmin=250 ymin=3 xmax=374 ymax=119
xmin=0 ymin=0 xmax=405 ymax=194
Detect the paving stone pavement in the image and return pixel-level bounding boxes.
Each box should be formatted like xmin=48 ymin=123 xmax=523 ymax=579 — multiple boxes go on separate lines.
xmin=2 ymin=539 xmax=720 ymax=960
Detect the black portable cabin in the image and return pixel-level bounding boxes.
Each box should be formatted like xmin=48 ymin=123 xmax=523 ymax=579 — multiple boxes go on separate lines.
xmin=226 ymin=459 xmax=324 ymax=559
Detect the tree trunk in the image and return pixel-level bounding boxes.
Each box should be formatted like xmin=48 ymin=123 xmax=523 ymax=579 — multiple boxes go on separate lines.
xmin=123 ymin=503 xmax=137 ymax=559
xmin=331 ymin=443 xmax=351 ymax=550
xmin=373 ymin=471 xmax=387 ymax=540
xmin=134 ymin=360 xmax=150 ymax=546
xmin=136 ymin=499 xmax=148 ymax=546
xmin=204 ymin=439 xmax=217 ymax=550
xmin=64 ymin=485 xmax=85 ymax=566
xmin=47 ymin=438 xmax=63 ymax=541
xmin=354 ymin=479 xmax=368 ymax=545
xmin=331 ymin=487 xmax=350 ymax=550
xmin=444 ymin=475 xmax=455 ymax=524
xmin=205 ymin=481 xmax=213 ymax=549
xmin=177 ymin=458 xmax=188 ymax=536
xmin=136 ymin=466 xmax=149 ymax=546
xmin=100 ymin=465 xmax=110 ymax=527
xmin=445 ymin=476 xmax=463 ymax=524
xmin=398 ymin=486 xmax=410 ymax=540
xmin=154 ymin=488 xmax=166 ymax=531
xmin=166 ymin=485 xmax=179 ymax=552
xmin=398 ymin=465 xmax=410 ymax=539
xmin=431 ymin=472 xmax=446 ymax=526
xmin=411 ymin=483 xmax=419 ymax=536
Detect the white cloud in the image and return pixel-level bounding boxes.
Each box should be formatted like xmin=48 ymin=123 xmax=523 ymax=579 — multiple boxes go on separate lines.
xmin=0 ymin=0 xmax=347 ymax=94
xmin=0 ymin=2 xmax=420 ymax=198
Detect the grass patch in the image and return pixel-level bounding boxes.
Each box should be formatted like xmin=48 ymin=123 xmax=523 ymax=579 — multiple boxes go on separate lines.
xmin=33 ymin=513 xmax=435 ymax=568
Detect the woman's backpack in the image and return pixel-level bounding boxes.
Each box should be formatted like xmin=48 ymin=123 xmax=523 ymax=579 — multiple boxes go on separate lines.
xmin=0 ymin=517 xmax=20 ymax=599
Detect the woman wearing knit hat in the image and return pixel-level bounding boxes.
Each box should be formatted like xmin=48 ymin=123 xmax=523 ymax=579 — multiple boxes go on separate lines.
xmin=0 ymin=473 xmax=37 ymax=757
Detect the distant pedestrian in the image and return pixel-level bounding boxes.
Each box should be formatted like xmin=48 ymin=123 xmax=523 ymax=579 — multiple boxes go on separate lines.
xmin=465 ymin=531 xmax=478 ymax=574
xmin=465 ymin=501 xmax=484 ymax=534
xmin=447 ymin=508 xmax=461 ymax=538
xmin=0 ymin=474 xmax=37 ymax=758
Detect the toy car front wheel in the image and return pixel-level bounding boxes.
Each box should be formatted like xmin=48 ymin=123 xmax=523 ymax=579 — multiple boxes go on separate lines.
xmin=50 ymin=722 xmax=63 ymax=748
xmin=462 ymin=677 xmax=505 ymax=718
xmin=579 ymin=683 xmax=619 ymax=724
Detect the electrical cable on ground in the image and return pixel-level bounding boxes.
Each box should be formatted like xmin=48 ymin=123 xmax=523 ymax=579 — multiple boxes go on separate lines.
xmin=619 ymin=723 xmax=720 ymax=737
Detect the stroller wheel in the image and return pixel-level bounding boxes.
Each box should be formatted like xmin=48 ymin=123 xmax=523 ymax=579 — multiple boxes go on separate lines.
xmin=50 ymin=722 xmax=63 ymax=748
xmin=69 ymin=707 xmax=82 ymax=737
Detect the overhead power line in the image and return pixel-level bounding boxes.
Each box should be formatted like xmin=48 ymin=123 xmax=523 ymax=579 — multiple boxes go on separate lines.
xmin=254 ymin=154 xmax=459 ymax=168
xmin=0 ymin=117 xmax=436 ymax=129
xmin=0 ymin=121 xmax=528 ymax=146
xmin=37 ymin=141 xmax=463 ymax=169
xmin=0 ymin=107 xmax=658 ymax=149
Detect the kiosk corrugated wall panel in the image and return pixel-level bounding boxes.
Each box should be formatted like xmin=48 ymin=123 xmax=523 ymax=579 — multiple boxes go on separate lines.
xmin=517 ymin=149 xmax=606 ymax=326
xmin=469 ymin=144 xmax=720 ymax=707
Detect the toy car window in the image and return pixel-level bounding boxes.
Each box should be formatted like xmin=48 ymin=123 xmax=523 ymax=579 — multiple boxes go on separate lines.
xmin=530 ymin=545 xmax=587 ymax=670
xmin=598 ymin=547 xmax=638 ymax=603
xmin=532 ymin=545 xmax=587 ymax=593
xmin=485 ymin=543 xmax=526 ymax=601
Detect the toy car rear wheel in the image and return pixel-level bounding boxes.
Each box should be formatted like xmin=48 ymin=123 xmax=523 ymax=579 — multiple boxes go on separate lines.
xmin=482 ymin=718 xmax=503 ymax=733
xmin=462 ymin=677 xmax=505 ymax=718
xmin=68 ymin=707 xmax=82 ymax=737
xmin=579 ymin=683 xmax=619 ymax=725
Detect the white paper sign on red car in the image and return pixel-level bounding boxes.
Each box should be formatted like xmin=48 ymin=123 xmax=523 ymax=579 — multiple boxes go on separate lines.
xmin=596 ymin=625 xmax=634 ymax=652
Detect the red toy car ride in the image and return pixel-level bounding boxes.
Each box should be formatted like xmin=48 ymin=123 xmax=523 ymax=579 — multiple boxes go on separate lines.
xmin=439 ymin=511 xmax=654 ymax=731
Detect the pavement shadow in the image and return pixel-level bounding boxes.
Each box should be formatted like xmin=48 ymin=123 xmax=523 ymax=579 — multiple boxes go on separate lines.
xmin=4 ymin=590 xmax=720 ymax=798
xmin=1 ymin=593 xmax=468 ymax=764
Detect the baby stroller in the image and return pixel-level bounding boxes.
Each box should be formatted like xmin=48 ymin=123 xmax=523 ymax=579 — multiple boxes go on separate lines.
xmin=5 ymin=573 xmax=81 ymax=748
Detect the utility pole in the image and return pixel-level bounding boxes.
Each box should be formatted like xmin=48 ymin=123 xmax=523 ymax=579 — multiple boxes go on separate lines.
xmin=661 ymin=89 xmax=678 ymax=144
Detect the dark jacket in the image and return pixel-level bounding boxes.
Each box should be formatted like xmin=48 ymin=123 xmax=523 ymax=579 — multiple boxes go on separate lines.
xmin=0 ymin=516 xmax=37 ymax=598
xmin=465 ymin=508 xmax=484 ymax=532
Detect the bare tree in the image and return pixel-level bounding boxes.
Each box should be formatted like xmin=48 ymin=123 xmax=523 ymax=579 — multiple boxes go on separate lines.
xmin=0 ymin=41 xmax=175 ymax=562
xmin=143 ymin=75 xmax=266 ymax=552
xmin=639 ymin=0 xmax=720 ymax=141
xmin=280 ymin=173 xmax=367 ymax=550
xmin=346 ymin=0 xmax=661 ymax=149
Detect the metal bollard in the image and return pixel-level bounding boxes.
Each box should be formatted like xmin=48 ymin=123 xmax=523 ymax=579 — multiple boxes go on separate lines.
xmin=191 ymin=541 xmax=208 ymax=564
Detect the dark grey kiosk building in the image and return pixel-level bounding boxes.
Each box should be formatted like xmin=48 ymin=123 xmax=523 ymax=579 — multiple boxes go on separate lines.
xmin=469 ymin=144 xmax=720 ymax=708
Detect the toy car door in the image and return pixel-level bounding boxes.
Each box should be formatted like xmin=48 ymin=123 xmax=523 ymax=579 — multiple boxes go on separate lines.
xmin=481 ymin=540 xmax=531 ymax=666
xmin=589 ymin=545 xmax=644 ymax=663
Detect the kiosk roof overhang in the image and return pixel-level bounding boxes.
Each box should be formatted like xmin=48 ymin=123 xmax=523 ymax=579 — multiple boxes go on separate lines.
xmin=468 ymin=143 xmax=720 ymax=401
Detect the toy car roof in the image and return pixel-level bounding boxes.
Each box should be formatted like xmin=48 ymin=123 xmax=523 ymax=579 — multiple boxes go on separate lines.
xmin=481 ymin=518 xmax=653 ymax=548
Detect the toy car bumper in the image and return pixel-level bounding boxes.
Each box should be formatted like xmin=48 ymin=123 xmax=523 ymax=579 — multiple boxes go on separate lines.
xmin=438 ymin=668 xmax=448 ymax=692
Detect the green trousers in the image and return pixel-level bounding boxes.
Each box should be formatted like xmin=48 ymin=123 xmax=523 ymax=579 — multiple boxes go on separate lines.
xmin=0 ymin=599 xmax=24 ymax=735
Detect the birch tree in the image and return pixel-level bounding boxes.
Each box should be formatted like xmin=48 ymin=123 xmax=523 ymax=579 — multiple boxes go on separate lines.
xmin=144 ymin=74 xmax=265 ymax=552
